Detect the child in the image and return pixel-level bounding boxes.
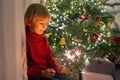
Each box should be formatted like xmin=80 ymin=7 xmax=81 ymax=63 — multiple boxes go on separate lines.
xmin=24 ymin=3 xmax=71 ymax=80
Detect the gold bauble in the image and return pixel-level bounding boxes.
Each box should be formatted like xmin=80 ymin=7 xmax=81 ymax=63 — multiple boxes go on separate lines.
xmin=45 ymin=33 xmax=52 ymax=37
xmin=45 ymin=1 xmax=49 ymax=6
xmin=73 ymin=36 xmax=82 ymax=43
xmin=59 ymin=37 xmax=66 ymax=45
xmin=107 ymin=21 xmax=113 ymax=28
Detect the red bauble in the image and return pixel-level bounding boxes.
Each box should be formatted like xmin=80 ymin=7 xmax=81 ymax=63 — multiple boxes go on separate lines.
xmin=79 ymin=14 xmax=87 ymax=19
xmin=93 ymin=33 xmax=99 ymax=40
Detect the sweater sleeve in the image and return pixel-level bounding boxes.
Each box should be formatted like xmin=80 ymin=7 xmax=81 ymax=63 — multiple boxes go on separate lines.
xmin=46 ymin=44 xmax=58 ymax=71
xmin=26 ymin=43 xmax=42 ymax=77
xmin=27 ymin=67 xmax=42 ymax=77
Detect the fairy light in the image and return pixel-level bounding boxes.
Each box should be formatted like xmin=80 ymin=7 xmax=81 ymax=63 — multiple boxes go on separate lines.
xmin=65 ymin=32 xmax=68 ymax=35
xmin=71 ymin=6 xmax=74 ymax=9
xmin=55 ymin=33 xmax=57 ymax=36
xmin=60 ymin=16 xmax=62 ymax=19
xmin=94 ymin=43 xmax=97 ymax=47
xmin=85 ymin=33 xmax=87 ymax=35
xmin=74 ymin=43 xmax=77 ymax=45
xmin=72 ymin=41 xmax=74 ymax=45
xmin=64 ymin=63 xmax=66 ymax=66
xmin=56 ymin=28 xmax=58 ymax=31
xmin=57 ymin=19 xmax=59 ymax=22
xmin=53 ymin=14 xmax=57 ymax=18
xmin=54 ymin=38 xmax=56 ymax=41
xmin=64 ymin=18 xmax=66 ymax=21
xmin=78 ymin=43 xmax=81 ymax=46
xmin=69 ymin=63 xmax=71 ymax=65
xmin=63 ymin=12 xmax=66 ymax=16
xmin=52 ymin=46 xmax=56 ymax=48
xmin=97 ymin=37 xmax=101 ymax=41
xmin=61 ymin=58 xmax=64 ymax=61
xmin=58 ymin=26 xmax=64 ymax=29
xmin=48 ymin=9 xmax=50 ymax=12
xmin=44 ymin=0 xmax=46 ymax=2
xmin=53 ymin=44 xmax=56 ymax=47
xmin=107 ymin=32 xmax=111 ymax=36
xmin=102 ymin=39 xmax=106 ymax=43
xmin=87 ymin=47 xmax=90 ymax=50
xmin=92 ymin=47 xmax=95 ymax=49
xmin=109 ymin=43 xmax=111 ymax=46
xmin=52 ymin=8 xmax=55 ymax=10
xmin=69 ymin=11 xmax=72 ymax=14
xmin=52 ymin=21 xmax=55 ymax=24
xmin=62 ymin=46 xmax=64 ymax=48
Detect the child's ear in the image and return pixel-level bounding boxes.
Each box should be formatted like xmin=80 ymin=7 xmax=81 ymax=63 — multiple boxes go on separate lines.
xmin=25 ymin=19 xmax=32 ymax=26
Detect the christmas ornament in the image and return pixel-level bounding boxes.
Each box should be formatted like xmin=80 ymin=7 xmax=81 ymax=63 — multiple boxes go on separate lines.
xmin=78 ymin=14 xmax=87 ymax=19
xmin=94 ymin=15 xmax=101 ymax=26
xmin=59 ymin=37 xmax=66 ymax=45
xmin=45 ymin=33 xmax=52 ymax=38
xmin=107 ymin=21 xmax=113 ymax=28
xmin=73 ymin=36 xmax=82 ymax=43
xmin=95 ymin=1 xmax=101 ymax=6
xmin=93 ymin=33 xmax=99 ymax=40
xmin=87 ymin=35 xmax=91 ymax=43
xmin=44 ymin=1 xmax=49 ymax=6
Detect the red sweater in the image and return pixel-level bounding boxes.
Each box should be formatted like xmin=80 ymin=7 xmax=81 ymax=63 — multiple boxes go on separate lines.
xmin=26 ymin=27 xmax=57 ymax=77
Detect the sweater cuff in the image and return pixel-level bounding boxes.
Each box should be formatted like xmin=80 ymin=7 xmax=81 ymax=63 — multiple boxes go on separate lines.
xmin=28 ymin=67 xmax=42 ymax=77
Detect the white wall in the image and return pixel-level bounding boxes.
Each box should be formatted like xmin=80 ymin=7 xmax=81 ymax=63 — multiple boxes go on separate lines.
xmin=23 ymin=0 xmax=40 ymax=11
xmin=0 ymin=0 xmax=26 ymax=80
xmin=0 ymin=0 xmax=40 ymax=80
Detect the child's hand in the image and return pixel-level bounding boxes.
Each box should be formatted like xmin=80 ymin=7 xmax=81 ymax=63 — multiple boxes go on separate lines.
xmin=57 ymin=65 xmax=66 ymax=74
xmin=41 ymin=68 xmax=56 ymax=78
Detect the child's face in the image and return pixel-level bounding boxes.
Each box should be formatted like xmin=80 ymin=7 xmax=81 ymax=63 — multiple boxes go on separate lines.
xmin=28 ymin=16 xmax=50 ymax=35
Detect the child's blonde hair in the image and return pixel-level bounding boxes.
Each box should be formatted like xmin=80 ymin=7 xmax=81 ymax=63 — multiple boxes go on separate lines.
xmin=24 ymin=3 xmax=51 ymax=26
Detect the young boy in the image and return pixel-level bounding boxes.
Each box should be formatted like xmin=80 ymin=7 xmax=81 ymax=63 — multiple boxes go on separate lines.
xmin=24 ymin=3 xmax=71 ymax=80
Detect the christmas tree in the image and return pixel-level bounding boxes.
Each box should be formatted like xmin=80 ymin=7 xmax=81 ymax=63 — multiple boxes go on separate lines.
xmin=41 ymin=0 xmax=120 ymax=67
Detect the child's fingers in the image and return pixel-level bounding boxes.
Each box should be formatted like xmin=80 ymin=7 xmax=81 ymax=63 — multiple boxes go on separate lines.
xmin=57 ymin=65 xmax=66 ymax=73
xmin=47 ymin=68 xmax=56 ymax=76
